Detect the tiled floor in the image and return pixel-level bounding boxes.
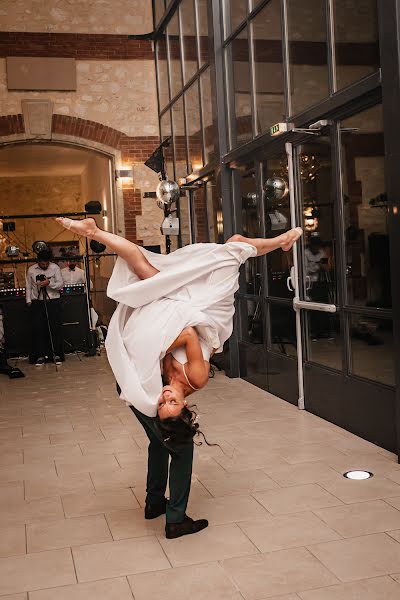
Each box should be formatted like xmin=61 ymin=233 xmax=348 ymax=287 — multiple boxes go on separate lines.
xmin=1 ymin=354 xmax=400 ymax=599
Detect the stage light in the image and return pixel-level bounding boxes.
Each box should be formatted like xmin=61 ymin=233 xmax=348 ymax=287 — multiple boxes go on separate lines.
xmin=90 ymin=240 xmax=106 ymax=254
xmin=84 ymin=201 xmax=102 ymax=215
xmin=343 ymin=470 xmax=374 ymax=480
xmin=32 ymin=240 xmax=49 ymax=254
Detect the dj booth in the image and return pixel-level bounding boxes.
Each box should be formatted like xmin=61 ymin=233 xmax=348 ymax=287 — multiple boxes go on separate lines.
xmin=0 ymin=285 xmax=90 ymax=357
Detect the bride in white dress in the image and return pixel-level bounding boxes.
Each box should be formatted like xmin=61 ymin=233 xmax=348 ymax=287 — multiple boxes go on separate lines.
xmin=56 ymin=217 xmax=302 ymax=423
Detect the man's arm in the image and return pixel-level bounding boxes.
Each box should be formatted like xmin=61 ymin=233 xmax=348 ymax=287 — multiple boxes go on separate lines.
xmin=25 ymin=268 xmax=33 ymax=304
xmin=48 ymin=265 xmax=64 ymax=291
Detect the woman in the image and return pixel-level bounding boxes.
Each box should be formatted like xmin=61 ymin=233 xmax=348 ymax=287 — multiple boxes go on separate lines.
xmin=56 ymin=216 xmax=302 ymax=537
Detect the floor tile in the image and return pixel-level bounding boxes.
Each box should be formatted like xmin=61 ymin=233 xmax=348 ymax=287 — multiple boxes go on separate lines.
xmin=27 ymin=514 xmax=112 ymax=552
xmin=319 ymin=476 xmax=400 ymax=503
xmin=158 ymin=523 xmax=258 ymax=567
xmin=277 ymin=444 xmax=347 ymax=464
xmin=105 ymin=507 xmax=164 ymax=539
xmin=55 ymin=454 xmax=119 ymax=476
xmin=298 ymin=575 xmax=400 ymax=599
xmin=72 ymin=536 xmax=170 ymax=581
xmin=29 ymin=577 xmax=134 ymax=600
xmin=189 ymin=494 xmax=268 ymax=525
xmin=0 ymin=496 xmax=64 ymax=527
xmin=62 ymin=488 xmax=138 ymax=517
xmin=0 ymin=526 xmax=26 ymax=558
xmin=199 ymin=469 xmax=279 ymax=497
xmin=0 ymin=463 xmax=57 ymax=484
xmin=239 ymin=511 xmax=341 ymax=552
xmin=265 ymin=462 xmax=340 ymax=487
xmin=129 ymin=562 xmax=242 ymax=600
xmin=308 ymin=532 xmax=400 ymax=582
xmin=24 ymin=444 xmax=83 ymax=464
xmin=222 ymin=547 xmax=339 ymax=599
xmin=315 ymin=499 xmax=400 ymax=537
xmin=90 ymin=466 xmax=146 ymax=490
xmin=25 ymin=472 xmax=94 ymax=501
xmin=80 ymin=437 xmax=141 ymax=456
xmin=0 ymin=482 xmax=24 ymax=504
xmin=254 ymin=484 xmax=343 ymax=515
xmin=0 ymin=594 xmax=27 ymax=600
xmin=0 ymin=548 xmax=76 ymax=595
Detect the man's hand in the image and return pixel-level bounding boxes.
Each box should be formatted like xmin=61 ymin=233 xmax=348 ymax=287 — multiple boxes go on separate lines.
xmin=38 ymin=279 xmax=50 ymax=288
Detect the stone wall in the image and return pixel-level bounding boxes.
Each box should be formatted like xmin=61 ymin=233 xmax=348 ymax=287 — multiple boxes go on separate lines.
xmin=0 ymin=0 xmax=153 ymax=34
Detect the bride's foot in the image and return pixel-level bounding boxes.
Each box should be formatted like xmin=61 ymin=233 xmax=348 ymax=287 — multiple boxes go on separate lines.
xmin=281 ymin=227 xmax=303 ymax=252
xmin=55 ymin=217 xmax=98 ymax=238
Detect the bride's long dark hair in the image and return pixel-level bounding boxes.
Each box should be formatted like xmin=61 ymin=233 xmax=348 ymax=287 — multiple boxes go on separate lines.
xmin=155 ymin=404 xmax=217 ymax=450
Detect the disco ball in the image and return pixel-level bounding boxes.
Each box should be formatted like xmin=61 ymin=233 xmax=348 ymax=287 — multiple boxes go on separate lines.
xmin=156 ymin=180 xmax=180 ymax=207
xmin=264 ymin=177 xmax=289 ymax=202
xmin=32 ymin=240 xmax=49 ymax=254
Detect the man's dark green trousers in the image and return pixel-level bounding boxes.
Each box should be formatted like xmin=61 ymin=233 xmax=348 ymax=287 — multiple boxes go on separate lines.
xmin=130 ymin=406 xmax=193 ymax=524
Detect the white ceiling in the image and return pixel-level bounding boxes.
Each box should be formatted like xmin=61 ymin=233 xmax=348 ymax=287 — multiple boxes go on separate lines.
xmin=0 ymin=144 xmax=95 ymax=177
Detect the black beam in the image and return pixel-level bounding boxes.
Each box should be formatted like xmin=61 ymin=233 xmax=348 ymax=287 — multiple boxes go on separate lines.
xmin=0 ymin=211 xmax=93 ymax=220
xmin=378 ymin=0 xmax=400 ymax=462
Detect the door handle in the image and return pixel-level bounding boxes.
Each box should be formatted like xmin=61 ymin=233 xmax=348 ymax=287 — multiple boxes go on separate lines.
xmin=305 ymin=275 xmax=312 ymax=290
xmin=287 ymin=276 xmax=294 ymax=292
xmin=293 ymin=298 xmax=337 ymax=313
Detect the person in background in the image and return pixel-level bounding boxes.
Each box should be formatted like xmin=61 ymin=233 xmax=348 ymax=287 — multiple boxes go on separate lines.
xmin=26 ymin=249 xmax=64 ymax=366
xmin=61 ymin=255 xmax=91 ymax=287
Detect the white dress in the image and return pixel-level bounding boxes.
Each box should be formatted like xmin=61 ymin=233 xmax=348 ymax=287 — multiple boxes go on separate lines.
xmin=105 ymin=241 xmax=257 ymax=416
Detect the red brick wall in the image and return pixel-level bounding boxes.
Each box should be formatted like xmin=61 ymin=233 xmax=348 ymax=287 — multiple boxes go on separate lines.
xmin=0 ymin=32 xmax=153 ymax=60
xmin=0 ymin=113 xmax=159 ymax=243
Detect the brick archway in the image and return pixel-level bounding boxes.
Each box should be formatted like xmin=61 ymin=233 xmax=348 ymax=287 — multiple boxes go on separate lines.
xmin=0 ymin=113 xmax=159 ymax=242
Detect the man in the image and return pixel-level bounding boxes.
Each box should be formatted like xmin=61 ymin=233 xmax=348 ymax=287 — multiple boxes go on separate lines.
xmin=26 ymin=249 xmax=64 ymax=365
xmin=61 ymin=256 xmax=89 ymax=286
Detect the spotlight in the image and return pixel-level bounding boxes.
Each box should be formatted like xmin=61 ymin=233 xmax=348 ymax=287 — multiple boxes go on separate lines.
xmin=6 ymin=245 xmax=19 ymax=257
xmin=32 ymin=240 xmax=49 ymax=254
xmin=90 ymin=240 xmax=106 ymax=253
xmin=343 ymin=470 xmax=374 ymax=480
xmin=84 ymin=201 xmax=102 ymax=215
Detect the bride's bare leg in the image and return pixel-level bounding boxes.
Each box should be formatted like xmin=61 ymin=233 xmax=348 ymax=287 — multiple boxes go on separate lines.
xmin=55 ymin=217 xmax=159 ymax=279
xmin=227 ymin=227 xmax=303 ymax=256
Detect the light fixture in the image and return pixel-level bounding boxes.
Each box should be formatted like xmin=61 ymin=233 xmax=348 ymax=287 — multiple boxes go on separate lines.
xmin=116 ymin=167 xmax=133 ymax=180
xmin=192 ymin=162 xmax=203 ymax=173
xmin=216 ymin=210 xmax=223 ymax=235
xmin=343 ymin=470 xmax=374 ymax=480
xmin=304 ymin=206 xmax=319 ymax=232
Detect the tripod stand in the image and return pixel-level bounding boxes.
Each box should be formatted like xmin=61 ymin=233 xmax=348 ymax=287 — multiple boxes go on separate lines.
xmin=35 ymin=283 xmax=61 ymax=371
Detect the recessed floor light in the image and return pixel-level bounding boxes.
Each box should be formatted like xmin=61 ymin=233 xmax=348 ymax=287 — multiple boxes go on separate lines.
xmin=343 ymin=470 xmax=374 ymax=480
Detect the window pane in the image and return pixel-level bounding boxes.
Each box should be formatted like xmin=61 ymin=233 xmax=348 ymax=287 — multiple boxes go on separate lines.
xmin=197 ymin=0 xmax=210 ymax=65
xmin=239 ymin=297 xmax=264 ymax=344
xmin=181 ymin=0 xmax=198 ymax=83
xmin=160 ymin=110 xmax=174 ymax=180
xmin=340 ymin=105 xmax=390 ymax=308
xmin=185 ymin=82 xmax=203 ymax=173
xmin=269 ymin=303 xmax=297 ymax=358
xmin=287 ymin=0 xmax=329 ymax=115
xmin=154 ymin=0 xmax=165 ymax=26
xmin=307 ymin=313 xmax=342 ymax=370
xmin=350 ymin=315 xmax=394 ymax=385
xmin=252 ymin=0 xmax=286 ymax=134
xmin=168 ymin=13 xmax=183 ymax=99
xmin=172 ymin=97 xmax=187 ymax=179
xmin=239 ymin=342 xmax=268 ymax=390
xmin=205 ymin=176 xmax=224 ymax=243
xmin=191 ymin=185 xmax=209 ymax=242
xmin=157 ymin=36 xmax=170 ymax=110
xmin=200 ymin=68 xmax=217 ymax=165
xmin=300 ymin=138 xmax=337 ymax=305
xmin=229 ymin=27 xmax=252 ymax=147
xmin=262 ymin=155 xmax=293 ymax=299
xmin=333 ymin=0 xmax=380 ymax=91
xmin=223 ymin=0 xmax=249 ymax=38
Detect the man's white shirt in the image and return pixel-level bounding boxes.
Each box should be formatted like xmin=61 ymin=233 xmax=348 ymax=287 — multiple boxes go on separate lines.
xmin=26 ymin=263 xmax=63 ymax=303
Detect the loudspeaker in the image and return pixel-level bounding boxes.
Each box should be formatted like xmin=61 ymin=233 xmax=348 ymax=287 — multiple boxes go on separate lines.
xmin=1 ymin=299 xmax=31 ymax=356
xmin=61 ymin=294 xmax=90 ymax=353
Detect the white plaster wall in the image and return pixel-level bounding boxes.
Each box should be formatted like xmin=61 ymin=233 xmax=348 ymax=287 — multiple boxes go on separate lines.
xmin=0 ymin=0 xmax=153 ymax=34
